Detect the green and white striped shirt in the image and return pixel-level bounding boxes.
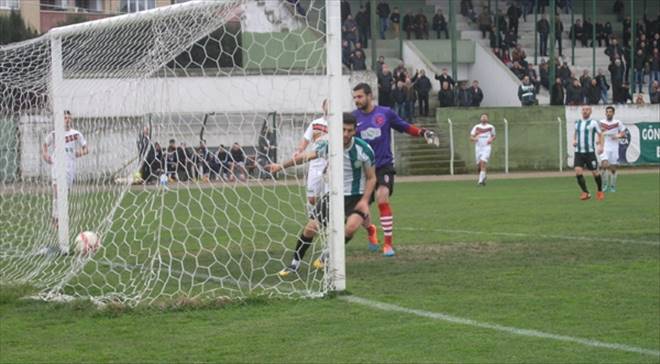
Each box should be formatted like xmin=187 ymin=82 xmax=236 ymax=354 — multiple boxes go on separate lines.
xmin=314 ymin=137 xmax=375 ymax=196
xmin=574 ymin=118 xmax=601 ymax=153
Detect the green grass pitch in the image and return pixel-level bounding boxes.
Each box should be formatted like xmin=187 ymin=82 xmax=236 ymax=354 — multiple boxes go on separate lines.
xmin=1 ymin=172 xmax=658 ymax=363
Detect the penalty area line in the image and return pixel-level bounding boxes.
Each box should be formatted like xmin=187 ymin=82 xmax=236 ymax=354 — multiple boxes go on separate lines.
xmin=341 ymin=295 xmax=660 ymax=358
xmin=396 ymin=227 xmax=660 ymax=246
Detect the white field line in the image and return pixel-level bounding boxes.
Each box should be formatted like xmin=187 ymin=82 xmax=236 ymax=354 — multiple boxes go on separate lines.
xmin=396 ymin=227 xmax=660 ymax=246
xmin=341 ymin=295 xmax=660 ymax=358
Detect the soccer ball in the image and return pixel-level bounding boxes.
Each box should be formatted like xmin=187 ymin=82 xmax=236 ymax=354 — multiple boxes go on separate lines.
xmin=74 ymin=231 xmax=101 ymax=255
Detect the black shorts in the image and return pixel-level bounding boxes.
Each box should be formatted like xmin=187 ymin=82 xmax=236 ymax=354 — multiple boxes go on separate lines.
xmin=371 ymin=164 xmax=395 ymax=203
xmin=313 ymin=194 xmax=366 ymax=228
xmin=574 ymin=152 xmax=598 ymax=171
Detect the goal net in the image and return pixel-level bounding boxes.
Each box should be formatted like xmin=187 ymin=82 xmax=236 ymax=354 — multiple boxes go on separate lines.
xmin=0 ymin=0 xmax=352 ymax=305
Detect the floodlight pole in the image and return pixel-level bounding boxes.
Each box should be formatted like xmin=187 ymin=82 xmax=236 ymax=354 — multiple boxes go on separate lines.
xmin=50 ymin=35 xmax=70 ymax=253
xmin=325 ymin=0 xmax=346 ymax=292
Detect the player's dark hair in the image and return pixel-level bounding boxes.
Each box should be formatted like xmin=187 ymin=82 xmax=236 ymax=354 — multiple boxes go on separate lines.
xmin=353 ymin=83 xmax=372 ymax=95
xmin=480 ymin=113 xmax=489 ymax=118
xmin=606 ymin=106 xmax=615 ymax=113
xmin=64 ymin=110 xmax=71 ymax=116
xmin=169 ymin=139 xmax=176 ymax=144
xmin=342 ymin=113 xmax=357 ymax=128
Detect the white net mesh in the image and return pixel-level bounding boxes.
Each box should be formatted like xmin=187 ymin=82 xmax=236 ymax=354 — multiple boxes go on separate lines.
xmin=0 ymin=0 xmax=352 ymax=305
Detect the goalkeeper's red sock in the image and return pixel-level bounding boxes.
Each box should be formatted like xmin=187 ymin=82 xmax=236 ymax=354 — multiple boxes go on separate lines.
xmin=378 ymin=203 xmax=393 ymax=248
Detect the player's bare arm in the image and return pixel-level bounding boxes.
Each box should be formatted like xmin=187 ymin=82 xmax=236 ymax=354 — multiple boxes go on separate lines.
xmin=267 ymin=150 xmax=318 ymax=173
xmin=596 ymin=132 xmax=604 ymax=155
xmin=42 ymin=142 xmax=52 ymax=164
xmin=293 ymin=138 xmax=310 ymax=158
xmin=356 ymin=165 xmax=377 ymax=214
xmin=487 ymin=135 xmax=496 ymax=145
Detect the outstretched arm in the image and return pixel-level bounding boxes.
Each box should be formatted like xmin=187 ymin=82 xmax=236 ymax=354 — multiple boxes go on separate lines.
xmin=267 ymin=150 xmax=318 ymax=174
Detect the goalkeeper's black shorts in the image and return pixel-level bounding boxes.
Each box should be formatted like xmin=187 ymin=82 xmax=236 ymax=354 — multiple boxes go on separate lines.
xmin=370 ymin=164 xmax=395 ymax=203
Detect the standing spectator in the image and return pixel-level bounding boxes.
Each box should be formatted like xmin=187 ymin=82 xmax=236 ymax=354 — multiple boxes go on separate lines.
xmin=614 ymin=83 xmax=633 ymax=104
xmin=566 ymin=78 xmax=584 ymax=105
xmin=402 ymin=11 xmax=414 ymax=39
xmin=609 ymin=58 xmax=625 ymax=100
xmin=228 ymin=143 xmax=247 ymax=182
xmin=537 ymin=14 xmax=550 ymax=56
xmin=595 ymin=22 xmax=606 ymax=47
xmin=340 ymin=0 xmax=351 ymax=23
xmin=438 ymin=81 xmax=455 ymax=107
xmin=403 ymin=78 xmax=417 ymax=121
xmin=605 ymin=38 xmax=623 ymax=62
xmin=603 ymin=22 xmax=613 ymax=47
xmin=583 ymin=18 xmax=593 ymax=47
xmin=490 ymin=26 xmax=500 ymax=49
xmin=649 ymin=49 xmax=660 ymax=95
xmin=377 ymin=0 xmax=390 ymax=39
xmin=414 ymin=10 xmax=429 ymax=39
xmin=539 ymin=60 xmax=550 ymax=89
xmin=555 ymin=16 xmax=564 ymax=57
xmin=585 ymin=79 xmax=601 ymax=105
xmin=579 ymin=69 xmax=591 ymax=89
xmin=634 ymin=48 xmax=647 ymax=94
xmin=375 ymin=55 xmax=385 ymax=75
xmin=393 ymin=62 xmax=406 ymax=82
xmin=378 ymin=64 xmax=394 ymax=106
xmin=469 ymin=80 xmax=484 ymax=106
xmin=478 ymin=7 xmax=492 ymax=39
xmin=456 ymin=81 xmax=472 ymax=107
xmin=412 ymin=70 xmax=432 ymax=116
xmin=355 ymin=5 xmax=370 ymax=48
xmin=433 ymin=9 xmax=449 ymax=39
xmin=518 ymin=75 xmax=537 ymax=106
xmin=595 ymin=68 xmax=610 ymax=104
xmin=613 ymin=0 xmax=624 ymax=23
xmin=341 ymin=40 xmax=351 ymax=68
xmin=390 ymin=7 xmax=400 ymax=37
xmin=507 ymin=2 xmax=522 ymax=36
xmin=527 ymin=64 xmax=541 ymax=93
xmin=392 ymin=81 xmax=406 ymax=117
xmin=550 ymin=77 xmax=565 ymax=105
xmin=558 ymin=61 xmax=572 ymax=87
xmin=342 ymin=14 xmax=358 ymax=48
xmin=435 ymin=68 xmax=455 ymax=90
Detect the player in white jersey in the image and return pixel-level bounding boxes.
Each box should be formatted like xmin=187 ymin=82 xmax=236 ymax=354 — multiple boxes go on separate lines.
xmin=469 ymin=113 xmax=496 ymax=186
xmin=598 ymin=106 xmax=626 ymax=192
xmin=293 ymin=99 xmax=329 ymax=214
xmin=40 ymin=111 xmax=88 ymax=254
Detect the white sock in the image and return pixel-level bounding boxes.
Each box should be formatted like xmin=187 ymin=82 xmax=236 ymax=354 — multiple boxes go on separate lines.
xmin=602 ymin=169 xmax=609 ymax=185
xmin=478 ymin=171 xmax=486 ymax=183
xmin=291 ymin=259 xmax=300 ymax=269
xmin=611 ymin=172 xmax=617 ymax=188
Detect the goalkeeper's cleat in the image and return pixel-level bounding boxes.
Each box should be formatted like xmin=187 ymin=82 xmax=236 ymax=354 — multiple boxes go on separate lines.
xmin=382 ymin=245 xmax=396 ymax=257
xmin=579 ymin=192 xmax=591 ymax=201
xmin=277 ymin=264 xmax=298 ymax=277
xmin=596 ymin=191 xmax=605 ymax=201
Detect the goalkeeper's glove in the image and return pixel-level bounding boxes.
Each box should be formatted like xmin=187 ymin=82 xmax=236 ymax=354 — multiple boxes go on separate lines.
xmin=421 ymin=128 xmax=440 ymax=147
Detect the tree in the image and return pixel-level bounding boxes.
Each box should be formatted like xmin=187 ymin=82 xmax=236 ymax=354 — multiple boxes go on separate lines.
xmin=0 ymin=11 xmax=39 ymax=45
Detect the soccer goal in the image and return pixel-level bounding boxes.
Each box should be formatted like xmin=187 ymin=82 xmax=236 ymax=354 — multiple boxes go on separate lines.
xmin=0 ymin=0 xmax=351 ymax=305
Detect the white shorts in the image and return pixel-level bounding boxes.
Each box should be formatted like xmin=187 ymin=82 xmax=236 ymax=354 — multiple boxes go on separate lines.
xmin=51 ymin=168 xmax=76 ymax=186
xmin=599 ymin=149 xmax=620 ymax=165
xmin=306 ymin=159 xmax=327 ymax=198
xmin=475 ymin=146 xmax=491 ymax=164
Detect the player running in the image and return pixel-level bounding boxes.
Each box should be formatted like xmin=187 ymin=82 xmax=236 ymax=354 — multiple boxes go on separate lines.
xmin=40 ymin=110 xmax=89 ymax=254
xmin=292 ymin=99 xmax=379 ymax=246
xmin=598 ymin=106 xmax=626 ymax=192
xmin=352 ymin=83 xmax=438 ymax=257
xmin=573 ymin=106 xmax=604 ymax=201
xmin=269 ymin=113 xmax=377 ymax=277
xmin=470 ymin=113 xmax=496 ymax=186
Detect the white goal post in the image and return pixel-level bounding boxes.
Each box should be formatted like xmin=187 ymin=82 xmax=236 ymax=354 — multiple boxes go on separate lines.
xmin=0 ymin=0 xmax=361 ymax=305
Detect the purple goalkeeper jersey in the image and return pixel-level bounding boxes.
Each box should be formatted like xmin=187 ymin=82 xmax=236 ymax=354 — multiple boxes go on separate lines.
xmin=354 ymin=105 xmax=415 ymax=168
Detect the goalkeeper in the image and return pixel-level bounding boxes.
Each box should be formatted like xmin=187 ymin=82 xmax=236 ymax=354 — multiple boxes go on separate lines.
xmin=352 ymin=83 xmax=439 ymax=257
xmin=267 ymin=113 xmax=376 ymax=277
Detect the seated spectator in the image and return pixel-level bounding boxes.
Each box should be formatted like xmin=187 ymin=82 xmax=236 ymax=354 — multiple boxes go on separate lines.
xmin=614 ymin=83 xmax=633 ymax=104
xmin=550 ymin=77 xmax=565 ymax=105
xmin=390 ymin=7 xmax=401 ymax=37
xmin=579 ymin=70 xmax=592 ymax=89
xmin=414 ymin=10 xmax=429 ymax=39
xmin=342 ymin=14 xmax=358 ymax=47
xmin=539 ymin=60 xmax=550 ymax=89
xmin=213 ymin=144 xmax=230 ymax=181
xmin=438 ymin=81 xmax=455 ymax=107
xmin=341 ymin=40 xmax=351 ymax=67
xmin=350 ymin=46 xmax=367 ymax=70
xmin=650 ymin=81 xmax=660 ymax=104
xmin=469 ymin=80 xmax=484 ymax=106
xmin=570 ymin=19 xmax=585 ymax=47
xmin=196 ymin=140 xmax=212 ymax=182
xmin=518 ymin=75 xmax=537 ymax=106
xmin=527 ymin=64 xmax=541 ymax=93
xmin=511 ymin=61 xmax=526 ymax=79
xmin=403 ymin=11 xmax=414 ymax=39
xmin=228 ymin=143 xmax=247 ymax=182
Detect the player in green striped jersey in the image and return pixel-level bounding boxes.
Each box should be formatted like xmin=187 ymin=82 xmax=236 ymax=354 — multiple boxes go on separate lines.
xmin=572 ymin=106 xmax=605 ymax=201
xmin=268 ymin=113 xmax=377 ymax=277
